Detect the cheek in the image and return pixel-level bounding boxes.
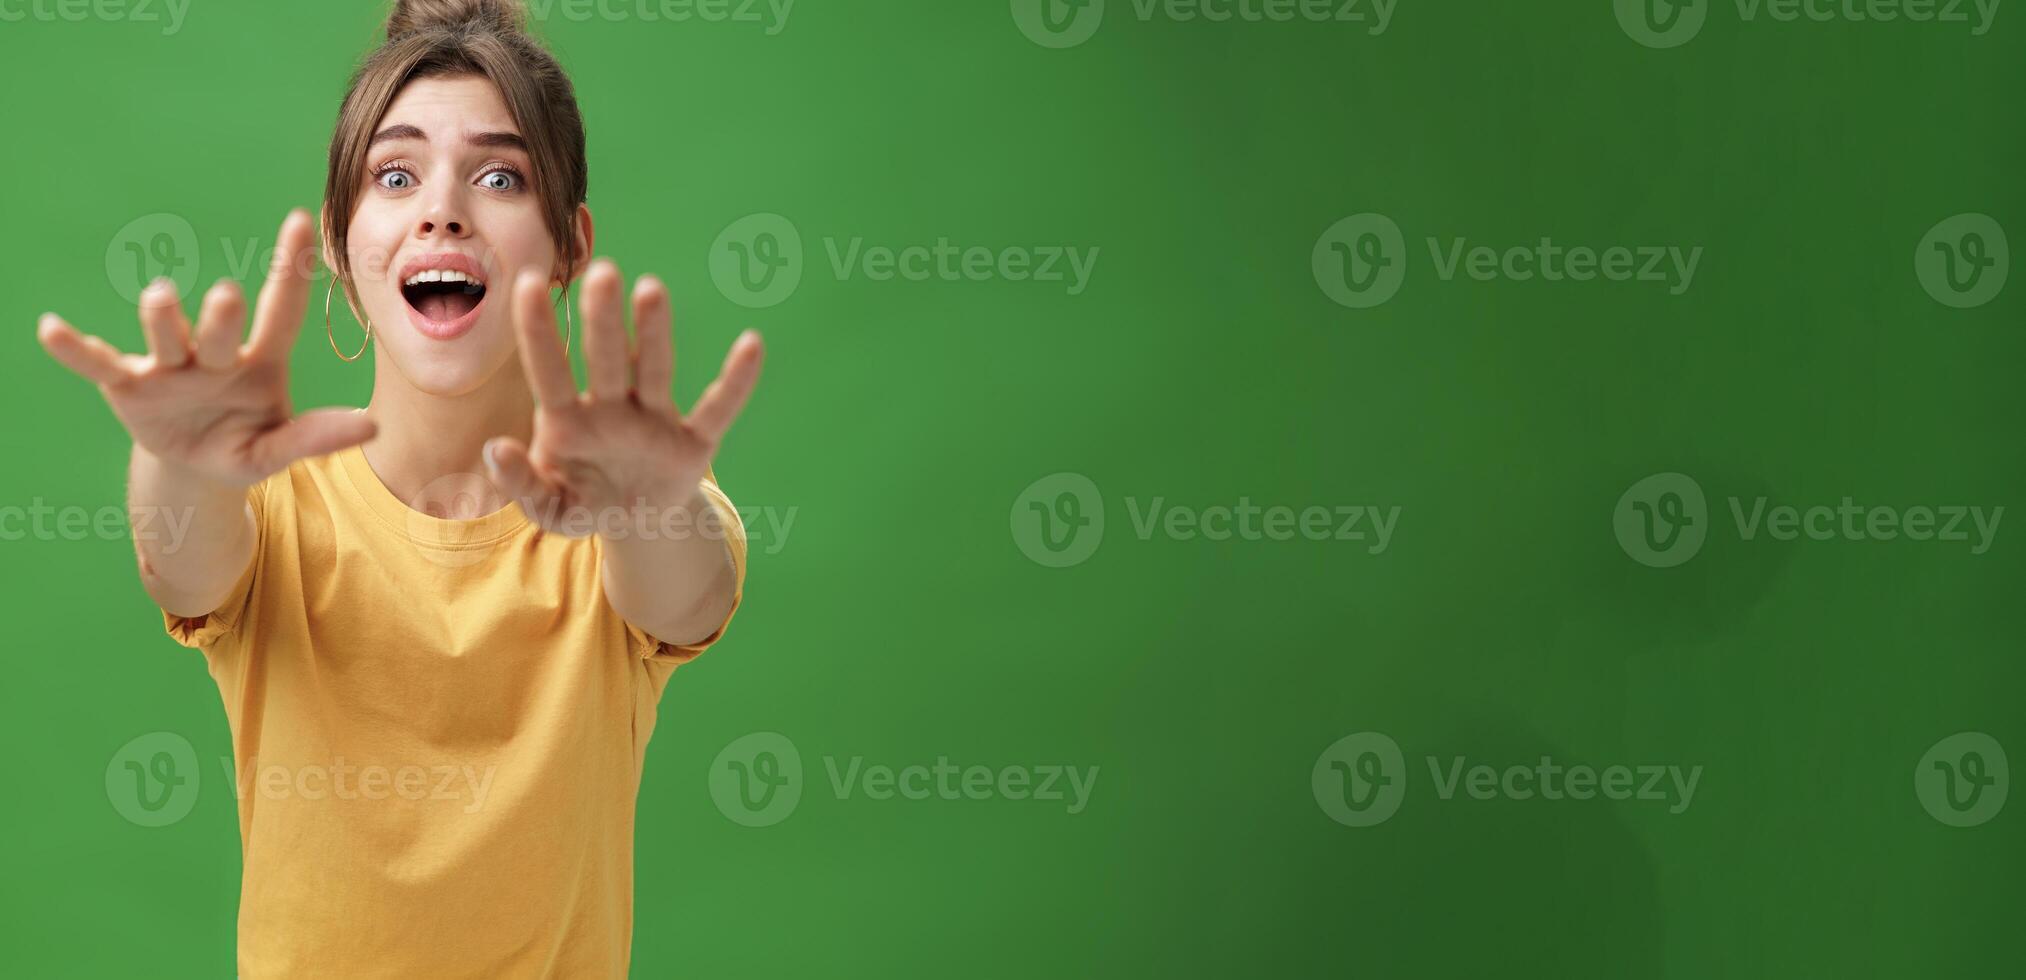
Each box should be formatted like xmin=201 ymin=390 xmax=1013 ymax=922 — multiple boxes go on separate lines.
xmin=344 ymin=208 xmax=407 ymax=284
xmin=490 ymin=206 xmax=562 ymax=279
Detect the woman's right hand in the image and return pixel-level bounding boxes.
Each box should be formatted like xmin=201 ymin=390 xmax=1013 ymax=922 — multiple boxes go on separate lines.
xmin=37 ymin=210 xmax=376 ymax=488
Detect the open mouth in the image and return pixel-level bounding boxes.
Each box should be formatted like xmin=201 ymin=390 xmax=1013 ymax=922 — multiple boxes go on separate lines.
xmin=401 ymin=269 xmax=487 ymax=324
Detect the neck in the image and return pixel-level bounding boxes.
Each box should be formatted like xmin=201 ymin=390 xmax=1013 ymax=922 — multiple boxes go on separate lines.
xmin=360 ymin=351 xmax=535 ymax=509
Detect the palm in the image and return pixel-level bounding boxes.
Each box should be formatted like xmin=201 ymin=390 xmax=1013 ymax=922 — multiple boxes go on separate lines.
xmin=487 ymin=261 xmax=763 ymax=536
xmin=521 ymin=401 xmax=710 ymax=518
xmin=37 ymin=211 xmax=374 ymax=488
xmin=105 ymin=356 xmax=294 ymax=486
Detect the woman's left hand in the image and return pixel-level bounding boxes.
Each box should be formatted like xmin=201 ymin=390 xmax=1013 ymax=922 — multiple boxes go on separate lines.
xmin=484 ymin=259 xmax=763 ymax=536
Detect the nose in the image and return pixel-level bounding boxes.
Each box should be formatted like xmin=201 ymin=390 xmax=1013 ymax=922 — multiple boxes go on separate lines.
xmin=414 ymin=190 xmax=471 ymax=240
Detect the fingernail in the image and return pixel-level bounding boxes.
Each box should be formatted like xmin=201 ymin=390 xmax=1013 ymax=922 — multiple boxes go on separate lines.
xmin=482 ymin=441 xmax=500 ymax=472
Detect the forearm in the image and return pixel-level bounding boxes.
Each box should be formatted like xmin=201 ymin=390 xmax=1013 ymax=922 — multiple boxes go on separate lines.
xmin=130 ymin=443 xmax=256 ymax=618
xmin=598 ymin=484 xmax=741 ymax=646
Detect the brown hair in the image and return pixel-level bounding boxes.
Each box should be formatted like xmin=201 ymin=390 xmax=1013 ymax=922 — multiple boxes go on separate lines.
xmin=323 ymin=0 xmax=586 ymax=303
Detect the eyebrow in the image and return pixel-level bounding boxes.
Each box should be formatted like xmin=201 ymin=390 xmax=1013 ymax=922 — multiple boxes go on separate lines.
xmin=367 ymin=124 xmax=528 ymax=152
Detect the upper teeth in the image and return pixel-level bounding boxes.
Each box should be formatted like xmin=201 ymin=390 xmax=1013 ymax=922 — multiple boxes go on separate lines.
xmin=404 ymin=269 xmax=481 ymax=286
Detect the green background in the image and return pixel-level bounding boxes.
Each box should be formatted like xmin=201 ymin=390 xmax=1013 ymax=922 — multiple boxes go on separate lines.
xmin=2 ymin=0 xmax=2021 ymax=976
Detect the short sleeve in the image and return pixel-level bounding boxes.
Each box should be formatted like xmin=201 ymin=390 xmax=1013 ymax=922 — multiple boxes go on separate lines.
xmin=627 ymin=476 xmax=748 ymax=665
xmin=161 ymin=478 xmax=269 ymax=650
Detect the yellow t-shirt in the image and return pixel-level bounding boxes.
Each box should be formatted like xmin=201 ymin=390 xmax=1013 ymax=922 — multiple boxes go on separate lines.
xmin=162 ymin=445 xmax=746 ymax=979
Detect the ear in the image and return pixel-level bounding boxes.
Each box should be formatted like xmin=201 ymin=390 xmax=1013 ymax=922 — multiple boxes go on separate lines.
xmin=561 ymin=203 xmax=594 ymax=285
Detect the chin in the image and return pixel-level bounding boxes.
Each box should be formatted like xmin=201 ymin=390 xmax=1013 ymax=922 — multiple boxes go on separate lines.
xmin=363 ymin=274 xmax=517 ymax=397
xmin=402 ymin=363 xmax=500 ymax=398
xmin=385 ymin=331 xmax=516 ymax=398
xmin=364 ymin=299 xmax=514 ymax=397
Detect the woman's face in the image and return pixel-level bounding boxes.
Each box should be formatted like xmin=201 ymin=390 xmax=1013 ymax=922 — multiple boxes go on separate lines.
xmin=340 ymin=75 xmax=569 ymax=397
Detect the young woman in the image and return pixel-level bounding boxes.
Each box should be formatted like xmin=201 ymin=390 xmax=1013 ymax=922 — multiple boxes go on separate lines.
xmin=36 ymin=1 xmax=763 ymax=975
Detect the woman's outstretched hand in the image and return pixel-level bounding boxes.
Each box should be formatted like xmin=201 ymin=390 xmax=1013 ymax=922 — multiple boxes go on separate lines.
xmin=485 ymin=259 xmax=764 ymax=537
xmin=36 ymin=209 xmax=377 ymax=488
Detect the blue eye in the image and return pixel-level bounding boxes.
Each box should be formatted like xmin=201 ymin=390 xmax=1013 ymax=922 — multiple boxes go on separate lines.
xmin=376 ymin=169 xmax=414 ymax=190
xmin=478 ymin=169 xmax=519 ymax=192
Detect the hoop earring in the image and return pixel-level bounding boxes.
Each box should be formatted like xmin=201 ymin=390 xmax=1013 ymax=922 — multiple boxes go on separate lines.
xmin=326 ymin=280 xmax=371 ymax=362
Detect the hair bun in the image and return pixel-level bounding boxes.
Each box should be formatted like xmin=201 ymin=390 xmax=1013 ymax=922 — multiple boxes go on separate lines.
xmin=386 ymin=0 xmax=526 ymax=40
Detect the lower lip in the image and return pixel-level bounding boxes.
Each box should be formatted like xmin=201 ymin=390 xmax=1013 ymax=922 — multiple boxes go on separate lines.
xmin=404 ymin=289 xmax=487 ymax=341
